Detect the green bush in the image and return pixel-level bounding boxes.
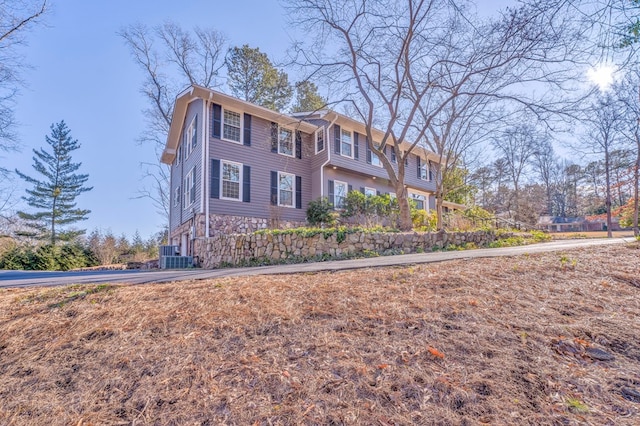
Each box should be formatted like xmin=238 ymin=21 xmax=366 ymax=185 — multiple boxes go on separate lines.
xmin=0 ymin=242 xmax=97 ymax=271
xmin=306 ymin=197 xmax=336 ymax=227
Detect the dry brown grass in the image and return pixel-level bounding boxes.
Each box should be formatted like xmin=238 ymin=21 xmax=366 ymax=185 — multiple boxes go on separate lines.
xmin=1 ymin=243 xmax=639 ymax=426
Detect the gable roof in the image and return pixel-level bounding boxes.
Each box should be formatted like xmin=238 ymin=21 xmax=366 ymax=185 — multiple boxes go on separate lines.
xmin=161 ymin=85 xmax=319 ymax=164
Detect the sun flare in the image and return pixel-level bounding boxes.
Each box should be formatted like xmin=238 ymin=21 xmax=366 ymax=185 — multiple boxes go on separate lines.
xmin=587 ymin=64 xmax=616 ymax=91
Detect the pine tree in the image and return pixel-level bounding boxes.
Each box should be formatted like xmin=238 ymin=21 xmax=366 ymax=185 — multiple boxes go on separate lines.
xmin=292 ymin=81 xmax=327 ymax=113
xmin=226 ymin=45 xmax=292 ymax=111
xmin=15 ymin=121 xmax=92 ymax=245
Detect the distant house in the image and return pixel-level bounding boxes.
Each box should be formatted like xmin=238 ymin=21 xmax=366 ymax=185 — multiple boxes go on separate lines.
xmin=537 ymin=216 xmax=606 ymax=232
xmin=161 ymin=85 xmax=444 ymax=258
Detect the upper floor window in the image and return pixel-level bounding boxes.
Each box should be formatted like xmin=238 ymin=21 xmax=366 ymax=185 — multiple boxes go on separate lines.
xmin=340 ymin=129 xmax=353 ymax=157
xmin=315 ymin=129 xmax=325 ymax=153
xmin=279 ymin=127 xmax=294 ymax=157
xmin=371 ymin=143 xmax=382 ymax=167
xmin=183 ymin=116 xmax=197 ymax=160
xmin=334 ymin=180 xmax=348 ymax=208
xmin=173 ymin=185 xmax=180 ymax=208
xmin=419 ymin=161 xmax=428 ymax=180
xmin=183 ymin=167 xmax=195 ymax=209
xmin=223 ymin=109 xmax=242 ymax=143
xmin=221 ymin=160 xmax=242 ymax=201
xmin=278 ymin=172 xmax=295 ymax=207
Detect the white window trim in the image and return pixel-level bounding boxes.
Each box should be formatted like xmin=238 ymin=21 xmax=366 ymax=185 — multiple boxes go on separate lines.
xmin=364 ymin=187 xmax=376 ymax=197
xmin=221 ymin=107 xmax=243 ymax=145
xmin=278 ymin=126 xmax=295 ymax=158
xmin=277 ymin=171 xmax=296 ymax=208
xmin=183 ymin=167 xmax=195 ymax=209
xmin=173 ymin=186 xmax=180 ymax=208
xmin=340 ymin=128 xmax=354 ymax=159
xmin=220 ymin=160 xmax=243 ymax=202
xmin=334 ymin=180 xmax=348 ymax=208
xmin=371 ymin=143 xmax=383 ymax=167
xmin=184 ymin=117 xmax=196 ymax=160
xmin=315 ymin=128 xmax=325 ymax=154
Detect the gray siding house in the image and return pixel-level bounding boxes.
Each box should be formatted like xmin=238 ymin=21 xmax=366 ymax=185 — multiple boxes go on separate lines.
xmin=161 ymin=85 xmax=443 ymax=259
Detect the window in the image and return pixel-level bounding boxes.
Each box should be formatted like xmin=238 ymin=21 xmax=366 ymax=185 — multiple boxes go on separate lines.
xmin=371 ymin=144 xmax=382 ymax=167
xmin=173 ymin=185 xmax=180 ymax=208
xmin=184 ymin=116 xmax=197 ymax=160
xmin=340 ymin=129 xmax=353 ymax=157
xmin=411 ymin=193 xmax=426 ymax=210
xmin=364 ymin=187 xmax=376 ymax=197
xmin=221 ymin=161 xmax=242 ymax=200
xmin=334 ymin=180 xmax=348 ymax=208
xmin=279 ymin=127 xmax=294 ymax=157
xmin=315 ymin=129 xmax=325 ymax=153
xmin=419 ymin=161 xmax=428 ymax=180
xmin=278 ymin=172 xmax=295 ymax=207
xmin=183 ymin=168 xmax=195 ymax=209
xmin=223 ymin=109 xmax=242 ymax=143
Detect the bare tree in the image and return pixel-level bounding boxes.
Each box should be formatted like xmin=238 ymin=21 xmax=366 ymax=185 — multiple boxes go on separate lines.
xmin=120 ymin=22 xmax=226 ymax=221
xmin=581 ymin=94 xmax=623 ymax=237
xmin=287 ymin=0 xmax=589 ymax=230
xmin=0 ymin=0 xmax=47 ymax=169
xmin=492 ymin=123 xmax=539 ymax=222
xmin=617 ymin=71 xmax=640 ymax=235
xmin=532 ymin=137 xmax=561 ymax=216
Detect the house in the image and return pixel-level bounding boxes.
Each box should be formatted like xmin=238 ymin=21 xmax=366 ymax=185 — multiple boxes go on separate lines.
xmin=537 ymin=216 xmax=607 ymax=232
xmin=161 ymin=85 xmax=443 ymax=260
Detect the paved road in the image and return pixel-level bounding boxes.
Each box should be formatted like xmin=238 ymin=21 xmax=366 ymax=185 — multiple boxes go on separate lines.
xmin=0 ymin=237 xmax=635 ymax=289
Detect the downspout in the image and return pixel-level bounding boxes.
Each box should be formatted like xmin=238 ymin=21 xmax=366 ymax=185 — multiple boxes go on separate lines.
xmin=205 ymin=94 xmax=212 ymax=238
xmin=320 ymin=112 xmax=338 ymax=197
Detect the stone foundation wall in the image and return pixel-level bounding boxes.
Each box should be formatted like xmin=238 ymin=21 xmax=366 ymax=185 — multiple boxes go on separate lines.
xmin=196 ymin=230 xmax=496 ymax=269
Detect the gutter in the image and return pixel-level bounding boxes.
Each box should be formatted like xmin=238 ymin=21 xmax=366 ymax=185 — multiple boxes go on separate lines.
xmin=320 ymin=112 xmax=338 ymax=197
xmin=205 ymin=93 xmax=213 ymax=238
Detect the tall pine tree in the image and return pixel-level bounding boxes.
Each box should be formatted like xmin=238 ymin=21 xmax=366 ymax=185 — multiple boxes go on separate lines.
xmin=16 ymin=121 xmax=92 ymax=245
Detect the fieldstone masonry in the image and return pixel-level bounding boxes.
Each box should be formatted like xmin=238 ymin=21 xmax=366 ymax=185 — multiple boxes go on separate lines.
xmin=195 ymin=230 xmax=497 ymax=269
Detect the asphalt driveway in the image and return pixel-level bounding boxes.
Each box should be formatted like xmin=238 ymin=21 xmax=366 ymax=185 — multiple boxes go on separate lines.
xmin=0 ymin=237 xmax=635 ymax=289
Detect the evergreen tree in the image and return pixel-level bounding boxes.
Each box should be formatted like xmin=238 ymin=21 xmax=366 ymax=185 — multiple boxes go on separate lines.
xmin=226 ymin=45 xmax=292 ymax=111
xmin=15 ymin=121 xmax=92 ymax=245
xmin=292 ymin=80 xmax=327 ymax=113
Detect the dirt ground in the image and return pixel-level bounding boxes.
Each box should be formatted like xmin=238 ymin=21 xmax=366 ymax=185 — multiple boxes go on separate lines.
xmin=1 ymin=242 xmax=639 ymax=425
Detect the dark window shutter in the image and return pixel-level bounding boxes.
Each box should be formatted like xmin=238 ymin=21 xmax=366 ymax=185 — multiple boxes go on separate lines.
xmin=212 ymin=104 xmax=221 ymax=138
xmin=271 ymin=122 xmax=278 ymax=153
xmin=365 ymin=135 xmax=371 ymax=164
xmin=243 ymin=113 xmax=252 ymax=146
xmin=243 ymin=165 xmax=251 ymax=202
xmin=348 ymin=184 xmax=353 ymax=193
xmin=295 ymin=131 xmax=302 ymax=159
xmin=360 ymin=187 xmax=365 ymax=194
xmin=295 ymin=176 xmax=302 ymax=209
xmin=405 ymin=152 xmax=409 ymax=166
xmin=354 ymin=134 xmax=359 ymax=160
xmin=377 ymin=190 xmax=381 ymax=196
xmin=270 ymin=171 xmax=278 ymax=205
xmin=334 ymin=125 xmax=341 ymax=154
xmin=211 ymin=159 xmax=220 ymax=199
xmin=429 ymin=161 xmax=434 ymax=181
xmin=417 ymin=156 xmax=421 ymax=178
xmin=391 ymin=146 xmax=396 ymax=162
xmin=328 ymin=180 xmax=334 ymax=207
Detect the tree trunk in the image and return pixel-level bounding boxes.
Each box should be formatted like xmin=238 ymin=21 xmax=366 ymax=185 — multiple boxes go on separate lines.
xmin=395 ymin=182 xmax=413 ymax=231
xmin=605 ymin=148 xmax=612 ymax=238
xmin=436 ymin=192 xmax=444 ymax=231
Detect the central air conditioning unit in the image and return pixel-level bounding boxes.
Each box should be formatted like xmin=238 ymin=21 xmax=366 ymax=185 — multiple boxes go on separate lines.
xmin=160 ymin=256 xmax=193 ymax=269
xmin=159 ymin=245 xmax=179 ymax=257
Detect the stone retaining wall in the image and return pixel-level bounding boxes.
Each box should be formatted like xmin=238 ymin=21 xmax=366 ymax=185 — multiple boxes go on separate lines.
xmin=195 ymin=230 xmax=497 ymax=269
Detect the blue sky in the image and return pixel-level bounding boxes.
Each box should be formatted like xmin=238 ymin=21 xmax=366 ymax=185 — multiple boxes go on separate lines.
xmin=5 ymin=0 xmax=516 ymax=239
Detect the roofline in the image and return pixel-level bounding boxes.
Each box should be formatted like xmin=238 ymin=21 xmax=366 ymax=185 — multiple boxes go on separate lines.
xmin=293 ymin=109 xmax=441 ymax=163
xmin=161 ymin=85 xmax=319 ymax=164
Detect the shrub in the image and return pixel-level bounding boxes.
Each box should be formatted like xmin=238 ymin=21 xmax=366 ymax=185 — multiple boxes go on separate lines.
xmin=0 ymin=242 xmax=97 ymax=271
xmin=306 ymin=197 xmax=336 ymax=227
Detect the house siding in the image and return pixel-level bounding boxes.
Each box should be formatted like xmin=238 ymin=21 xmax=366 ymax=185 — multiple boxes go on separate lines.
xmin=169 ymin=99 xmax=203 ymax=234
xmin=208 ymin=112 xmax=314 ymax=223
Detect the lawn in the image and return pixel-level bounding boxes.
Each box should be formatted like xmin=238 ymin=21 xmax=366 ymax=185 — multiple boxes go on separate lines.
xmin=1 ymin=242 xmax=639 ymax=425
